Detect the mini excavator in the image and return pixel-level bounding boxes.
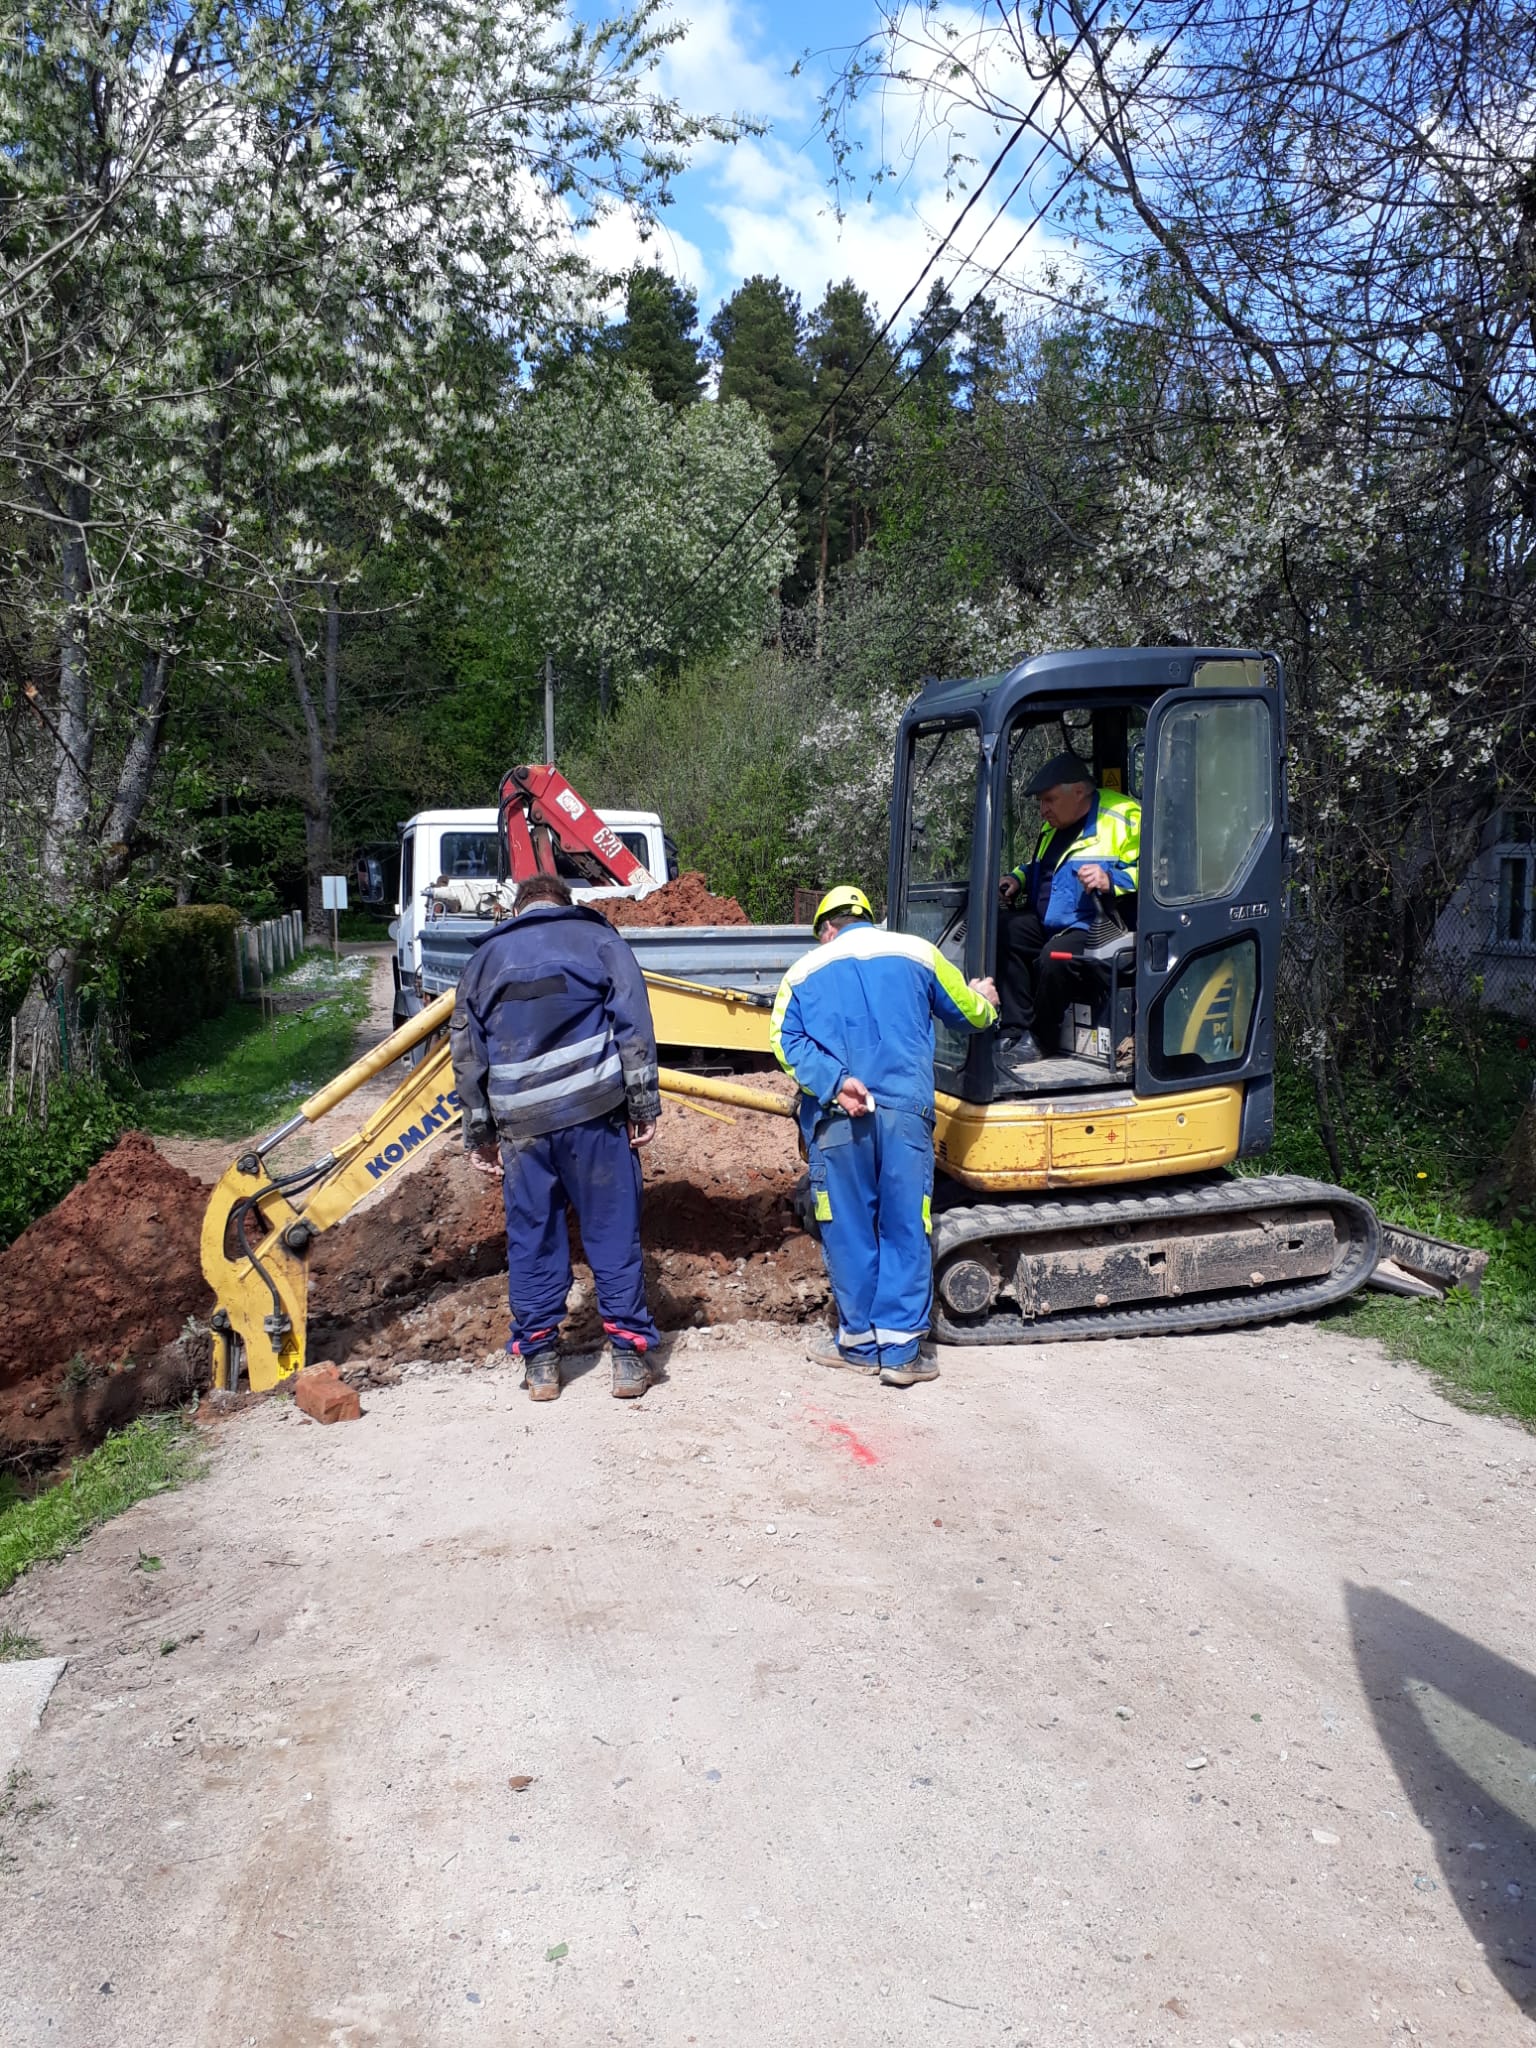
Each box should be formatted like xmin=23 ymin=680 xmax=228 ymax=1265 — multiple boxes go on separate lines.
xmin=206 ymin=646 xmax=1461 ymax=1393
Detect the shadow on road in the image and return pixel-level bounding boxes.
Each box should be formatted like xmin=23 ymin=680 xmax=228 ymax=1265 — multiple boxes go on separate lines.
xmin=1347 ymin=1583 xmax=1536 ymax=2013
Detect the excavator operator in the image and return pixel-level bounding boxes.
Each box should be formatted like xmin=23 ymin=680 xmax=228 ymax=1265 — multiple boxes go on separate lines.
xmin=995 ymin=752 xmax=1141 ymax=1076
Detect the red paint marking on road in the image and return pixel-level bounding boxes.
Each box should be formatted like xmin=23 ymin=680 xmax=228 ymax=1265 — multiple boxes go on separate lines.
xmin=824 ymin=1420 xmax=879 ymax=1466
xmin=801 ymin=1403 xmax=880 ymax=1466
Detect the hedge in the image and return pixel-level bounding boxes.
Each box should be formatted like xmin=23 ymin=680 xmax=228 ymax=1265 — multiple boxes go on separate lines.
xmin=121 ymin=904 xmax=242 ymax=1052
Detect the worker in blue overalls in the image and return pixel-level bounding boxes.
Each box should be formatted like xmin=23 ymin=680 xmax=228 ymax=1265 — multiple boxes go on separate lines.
xmin=770 ymin=887 xmax=997 ymax=1387
xmin=451 ymin=875 xmax=662 ymax=1404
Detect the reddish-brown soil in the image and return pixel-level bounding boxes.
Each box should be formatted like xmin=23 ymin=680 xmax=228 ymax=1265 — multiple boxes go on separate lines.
xmin=602 ymin=871 xmax=750 ymax=927
xmin=7 ymin=1075 xmax=818 ymax=1465
xmin=310 ymin=1078 xmax=823 ymax=1367
xmin=0 ymin=1132 xmax=214 ymax=1467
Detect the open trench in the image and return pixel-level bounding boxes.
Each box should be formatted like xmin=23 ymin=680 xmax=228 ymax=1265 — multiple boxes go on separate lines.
xmin=307 ymin=1097 xmax=828 ymax=1371
xmin=0 ymin=1077 xmax=825 ymax=1467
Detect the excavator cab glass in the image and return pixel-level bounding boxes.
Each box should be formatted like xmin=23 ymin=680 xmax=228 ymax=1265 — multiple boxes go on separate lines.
xmin=901 ymin=717 xmax=984 ymax=1070
xmin=888 ymin=649 xmax=1284 ymax=1142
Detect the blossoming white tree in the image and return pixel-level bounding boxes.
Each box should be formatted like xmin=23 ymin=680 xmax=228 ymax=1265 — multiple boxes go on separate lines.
xmin=2 ymin=0 xmax=737 ymax=980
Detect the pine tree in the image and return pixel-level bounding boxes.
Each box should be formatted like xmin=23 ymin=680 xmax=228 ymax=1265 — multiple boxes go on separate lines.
xmin=806 ymin=280 xmax=895 ymax=637
xmin=905 ymin=279 xmax=964 ymax=406
xmin=604 ymin=266 xmax=706 ymax=409
xmin=958 ymin=294 xmax=1009 ymax=408
xmin=709 ymin=276 xmax=816 ymax=594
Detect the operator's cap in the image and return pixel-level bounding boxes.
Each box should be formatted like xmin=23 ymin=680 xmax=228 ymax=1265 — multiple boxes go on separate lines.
xmin=812 ymin=884 xmax=874 ymax=934
xmin=1024 ymin=751 xmax=1095 ymax=796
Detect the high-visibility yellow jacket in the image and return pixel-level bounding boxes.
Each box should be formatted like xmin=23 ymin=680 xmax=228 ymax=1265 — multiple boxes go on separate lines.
xmin=1011 ymin=789 xmax=1141 ymax=932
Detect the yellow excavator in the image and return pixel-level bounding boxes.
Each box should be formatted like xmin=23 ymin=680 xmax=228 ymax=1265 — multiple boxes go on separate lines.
xmin=205 ymin=645 xmax=1420 ymax=1393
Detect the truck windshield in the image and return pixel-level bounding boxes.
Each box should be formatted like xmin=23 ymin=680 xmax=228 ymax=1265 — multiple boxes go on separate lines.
xmin=438 ymin=832 xmax=499 ymax=881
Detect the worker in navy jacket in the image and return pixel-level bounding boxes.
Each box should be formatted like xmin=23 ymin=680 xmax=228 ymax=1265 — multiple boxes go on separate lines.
xmin=451 ymin=875 xmax=662 ymax=1403
xmin=770 ymin=887 xmax=997 ymax=1387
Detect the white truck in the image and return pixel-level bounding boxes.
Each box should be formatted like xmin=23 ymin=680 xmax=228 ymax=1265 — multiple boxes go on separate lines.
xmin=390 ymin=804 xmax=673 ymax=1030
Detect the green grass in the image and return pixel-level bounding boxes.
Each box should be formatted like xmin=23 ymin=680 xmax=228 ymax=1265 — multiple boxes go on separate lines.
xmin=134 ymin=951 xmax=374 ymax=1138
xmin=0 ymin=1418 xmax=201 ymax=1594
xmin=0 ymin=1627 xmax=44 ymax=1661
xmin=335 ymin=907 xmax=391 ymax=940
xmin=1262 ymin=1024 xmax=1536 ymax=1427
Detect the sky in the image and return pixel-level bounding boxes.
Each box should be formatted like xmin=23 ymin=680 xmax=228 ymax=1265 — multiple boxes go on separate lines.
xmin=580 ymin=0 xmax=1076 ymax=328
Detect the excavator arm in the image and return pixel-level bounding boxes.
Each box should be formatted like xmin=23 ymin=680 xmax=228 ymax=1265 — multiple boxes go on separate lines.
xmin=202 ymin=980 xmax=789 ymax=1393
xmin=203 ymin=990 xmax=460 ymax=1392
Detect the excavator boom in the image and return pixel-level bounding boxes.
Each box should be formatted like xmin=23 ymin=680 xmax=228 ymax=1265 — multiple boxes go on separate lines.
xmin=202 ymin=979 xmax=789 ymax=1393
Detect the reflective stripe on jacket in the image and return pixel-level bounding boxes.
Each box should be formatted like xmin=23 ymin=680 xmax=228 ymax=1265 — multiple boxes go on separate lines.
xmin=1012 ymin=788 xmax=1141 ymax=933
xmin=450 ymin=903 xmax=661 ymax=1144
xmin=769 ymin=923 xmax=996 ymax=1137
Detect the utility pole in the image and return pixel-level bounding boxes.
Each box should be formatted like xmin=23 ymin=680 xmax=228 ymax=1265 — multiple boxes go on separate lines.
xmin=543 ymin=652 xmax=554 ymax=765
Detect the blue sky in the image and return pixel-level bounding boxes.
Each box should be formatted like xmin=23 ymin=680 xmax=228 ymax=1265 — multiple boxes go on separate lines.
xmin=581 ymin=0 xmax=1071 ymax=327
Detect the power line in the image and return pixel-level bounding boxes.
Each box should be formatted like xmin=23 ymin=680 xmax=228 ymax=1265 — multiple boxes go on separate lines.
xmin=678 ymin=158 xmax=1084 ymax=645
xmin=650 ymin=151 xmax=1112 ymax=651
xmin=642 ymin=0 xmax=1121 ymax=650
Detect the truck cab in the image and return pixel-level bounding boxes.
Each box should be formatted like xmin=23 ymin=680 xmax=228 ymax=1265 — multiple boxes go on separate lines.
xmin=391 ymin=805 xmax=673 ymax=1029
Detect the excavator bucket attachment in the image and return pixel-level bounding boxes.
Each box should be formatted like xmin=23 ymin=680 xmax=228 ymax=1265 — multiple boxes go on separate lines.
xmin=201 ymin=991 xmax=461 ymax=1393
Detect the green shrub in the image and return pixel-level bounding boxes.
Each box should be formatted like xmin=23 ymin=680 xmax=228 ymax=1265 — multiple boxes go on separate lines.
xmin=120 ymin=904 xmax=242 ymax=1052
xmin=336 ymin=907 xmax=390 ymax=939
xmin=0 ymin=1078 xmax=125 ymax=1249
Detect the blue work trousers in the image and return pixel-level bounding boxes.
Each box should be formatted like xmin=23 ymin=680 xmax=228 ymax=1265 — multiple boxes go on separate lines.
xmin=807 ymin=1105 xmax=935 ymax=1367
xmin=499 ymin=1111 xmax=660 ymax=1358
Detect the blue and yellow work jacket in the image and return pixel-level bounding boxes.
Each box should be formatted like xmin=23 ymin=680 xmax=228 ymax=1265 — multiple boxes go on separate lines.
xmin=1014 ymin=788 xmax=1141 ymax=933
xmin=769 ymin=924 xmax=997 ymax=1141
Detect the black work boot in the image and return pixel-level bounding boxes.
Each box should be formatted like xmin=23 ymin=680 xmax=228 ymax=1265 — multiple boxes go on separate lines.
xmin=523 ymin=1353 xmax=561 ymax=1402
xmin=611 ymin=1350 xmax=650 ymax=1400
xmin=999 ymin=1029 xmax=1045 ymax=1070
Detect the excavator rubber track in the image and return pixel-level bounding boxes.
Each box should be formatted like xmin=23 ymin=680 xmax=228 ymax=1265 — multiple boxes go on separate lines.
xmin=931 ymin=1172 xmax=1381 ymax=1345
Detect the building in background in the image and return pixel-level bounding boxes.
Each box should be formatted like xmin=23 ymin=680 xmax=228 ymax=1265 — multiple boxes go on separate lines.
xmin=1430 ymin=808 xmax=1536 ymax=1017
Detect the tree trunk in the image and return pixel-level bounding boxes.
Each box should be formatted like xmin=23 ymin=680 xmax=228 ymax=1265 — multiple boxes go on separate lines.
xmin=39 ymin=479 xmax=96 ymax=918
xmin=280 ymin=603 xmax=333 ymax=936
xmin=100 ymin=647 xmax=172 ymax=888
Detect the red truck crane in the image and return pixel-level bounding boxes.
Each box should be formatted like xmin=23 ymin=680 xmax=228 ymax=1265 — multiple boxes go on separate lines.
xmin=498 ymin=764 xmax=658 ymax=893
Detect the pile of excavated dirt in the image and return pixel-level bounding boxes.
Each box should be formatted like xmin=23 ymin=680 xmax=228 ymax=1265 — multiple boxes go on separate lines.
xmin=6 ymin=1077 xmax=821 ymax=1460
xmin=310 ymin=1078 xmax=825 ymax=1367
xmin=0 ymin=1132 xmax=212 ymax=1466
xmin=603 ymin=871 xmax=750 ymax=927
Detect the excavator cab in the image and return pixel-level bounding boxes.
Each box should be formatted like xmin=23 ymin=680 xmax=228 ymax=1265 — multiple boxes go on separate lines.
xmin=889 ymin=647 xmax=1285 ymax=1166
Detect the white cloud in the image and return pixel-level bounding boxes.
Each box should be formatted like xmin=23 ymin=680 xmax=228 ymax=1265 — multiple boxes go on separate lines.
xmin=654 ymin=0 xmax=801 ymax=123
xmin=564 ymin=0 xmax=1084 ymax=327
xmin=707 ymin=136 xmax=1074 ymax=320
xmin=578 ymin=205 xmax=714 ymax=308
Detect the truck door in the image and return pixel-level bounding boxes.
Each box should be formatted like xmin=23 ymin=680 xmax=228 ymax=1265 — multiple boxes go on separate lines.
xmin=397 ymin=825 xmax=418 ymax=967
xmin=1134 ymin=680 xmax=1282 ymax=1098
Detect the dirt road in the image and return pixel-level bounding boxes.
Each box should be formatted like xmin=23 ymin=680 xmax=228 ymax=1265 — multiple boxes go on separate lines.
xmin=2 ymin=1319 xmax=1533 ymax=2046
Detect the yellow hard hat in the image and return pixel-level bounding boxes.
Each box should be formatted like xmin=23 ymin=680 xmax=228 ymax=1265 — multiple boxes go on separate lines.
xmin=812 ymin=884 xmax=874 ymax=934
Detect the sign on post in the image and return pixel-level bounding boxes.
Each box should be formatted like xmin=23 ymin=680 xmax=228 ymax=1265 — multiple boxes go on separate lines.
xmin=322 ymin=875 xmax=348 ymax=959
